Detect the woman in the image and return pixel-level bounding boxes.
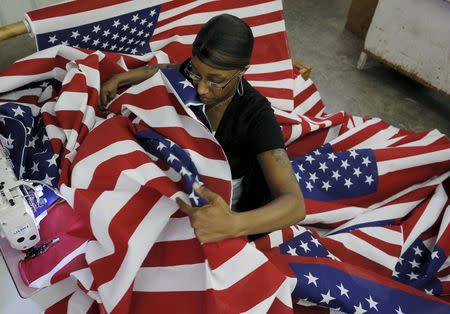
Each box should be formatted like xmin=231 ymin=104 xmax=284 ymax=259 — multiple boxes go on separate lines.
xmin=100 ymin=14 xmax=305 ymax=243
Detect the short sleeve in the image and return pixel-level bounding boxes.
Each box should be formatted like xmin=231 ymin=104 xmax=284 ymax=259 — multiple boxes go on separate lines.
xmin=248 ymin=104 xmax=285 ymax=155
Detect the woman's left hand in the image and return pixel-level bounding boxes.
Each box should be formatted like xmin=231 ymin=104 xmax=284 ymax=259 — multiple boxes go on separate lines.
xmin=176 ymin=184 xmax=241 ymax=243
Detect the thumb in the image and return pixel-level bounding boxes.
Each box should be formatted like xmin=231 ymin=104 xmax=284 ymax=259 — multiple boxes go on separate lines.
xmin=176 ymin=197 xmax=196 ymax=216
xmin=193 ymin=183 xmax=219 ymax=204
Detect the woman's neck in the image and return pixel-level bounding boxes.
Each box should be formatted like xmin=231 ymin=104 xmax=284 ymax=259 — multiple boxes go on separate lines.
xmin=205 ymin=92 xmax=235 ymax=131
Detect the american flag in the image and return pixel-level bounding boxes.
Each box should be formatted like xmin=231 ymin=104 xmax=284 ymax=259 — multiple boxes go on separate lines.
xmin=0 ymin=0 xmax=447 ymax=313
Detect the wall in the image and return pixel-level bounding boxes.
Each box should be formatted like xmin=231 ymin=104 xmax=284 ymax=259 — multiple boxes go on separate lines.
xmin=0 ymin=0 xmax=61 ymax=26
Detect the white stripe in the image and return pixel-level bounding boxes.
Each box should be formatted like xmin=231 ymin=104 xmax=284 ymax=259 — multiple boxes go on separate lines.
xmin=97 ymin=196 xmax=180 ymax=313
xmin=292 ymin=91 xmax=322 ymax=115
xmin=30 ymin=241 xmax=88 ymax=288
xmin=185 ymin=148 xmax=231 ymax=180
xmin=248 ymin=78 xmax=293 ymax=89
xmin=350 ymin=126 xmax=403 ymax=150
xmin=269 ymin=230 xmax=284 ymax=248
xmin=402 ymin=184 xmax=448 ymax=255
xmin=71 ymin=140 xmax=143 ymax=189
xmin=158 ymin=0 xmax=216 ymax=21
xmin=70 ymin=268 xmax=94 ymax=291
xmin=134 ymin=263 xmax=208 ymax=291
xmin=268 ymin=97 xmax=294 ymax=111
xmin=134 ymin=243 xmax=268 ymax=292
xmin=325 ymin=201 xmax=422 ymax=234
xmin=285 ymin=124 xmax=302 ymax=146
xmin=293 ymin=78 xmax=313 ymax=97
xmin=398 ymin=129 xmax=446 ymax=147
xmin=63 ymin=63 xmax=100 ymax=90
xmin=26 ymin=0 xmax=167 ymax=35
xmin=67 ymin=290 xmax=95 ymax=314
xmin=0 ymin=68 xmax=66 ymax=93
xmin=323 ymin=124 xmax=343 ymax=144
xmin=246 ymin=59 xmax=293 ymax=74
xmin=359 ymin=226 xmax=403 ymax=245
xmin=0 ymin=88 xmax=42 ymax=100
xmin=155 ymin=1 xmax=282 ymax=35
xmin=328 ymin=233 xmax=397 ymax=269
xmin=328 ymin=118 xmax=382 ymax=145
xmin=151 ymin=20 xmax=285 ymax=51
xmin=243 ymin=278 xmax=294 ymax=314
xmin=377 ymin=148 xmax=450 ymax=176
xmin=437 ymin=204 xmax=450 ymax=243
xmin=45 ymin=124 xmax=66 ymax=142
xmin=156 ymin=217 xmax=195 ymax=242
xmin=18 ymin=44 xmax=88 ymax=62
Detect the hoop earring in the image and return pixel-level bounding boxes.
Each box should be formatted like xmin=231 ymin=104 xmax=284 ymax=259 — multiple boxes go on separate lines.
xmin=237 ymin=77 xmax=244 ymax=96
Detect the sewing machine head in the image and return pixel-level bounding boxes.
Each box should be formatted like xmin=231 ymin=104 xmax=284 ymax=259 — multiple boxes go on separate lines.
xmin=0 ymin=147 xmax=41 ymax=250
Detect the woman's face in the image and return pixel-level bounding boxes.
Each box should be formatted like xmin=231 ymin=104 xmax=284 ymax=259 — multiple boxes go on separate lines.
xmin=189 ymin=56 xmax=242 ymax=106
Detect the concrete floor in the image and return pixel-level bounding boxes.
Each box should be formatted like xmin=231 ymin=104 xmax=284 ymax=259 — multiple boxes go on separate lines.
xmin=0 ymin=0 xmax=449 ymax=135
xmin=283 ymin=0 xmax=450 ymax=135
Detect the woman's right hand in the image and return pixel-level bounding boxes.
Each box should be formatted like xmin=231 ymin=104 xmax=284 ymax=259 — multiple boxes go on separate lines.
xmin=100 ymin=76 xmax=120 ymax=110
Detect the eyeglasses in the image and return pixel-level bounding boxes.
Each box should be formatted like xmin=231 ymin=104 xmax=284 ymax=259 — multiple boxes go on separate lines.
xmin=184 ymin=62 xmax=240 ymax=91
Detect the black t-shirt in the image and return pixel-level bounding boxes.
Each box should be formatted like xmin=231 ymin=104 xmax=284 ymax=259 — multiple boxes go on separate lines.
xmin=180 ymin=60 xmax=285 ymax=210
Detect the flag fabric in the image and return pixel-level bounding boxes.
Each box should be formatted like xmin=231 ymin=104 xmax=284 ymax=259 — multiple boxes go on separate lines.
xmin=0 ymin=0 xmax=447 ymax=313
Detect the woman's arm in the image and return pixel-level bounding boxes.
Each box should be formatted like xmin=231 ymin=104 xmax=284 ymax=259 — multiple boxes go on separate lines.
xmin=177 ymin=148 xmax=305 ymax=243
xmin=100 ymin=63 xmax=179 ymax=106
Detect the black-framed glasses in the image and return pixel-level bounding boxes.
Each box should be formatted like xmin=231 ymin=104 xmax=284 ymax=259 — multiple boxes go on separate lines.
xmin=184 ymin=62 xmax=240 ymax=90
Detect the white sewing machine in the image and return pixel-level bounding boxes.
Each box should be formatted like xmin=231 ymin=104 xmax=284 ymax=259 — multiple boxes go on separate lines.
xmin=0 ymin=146 xmax=42 ymax=251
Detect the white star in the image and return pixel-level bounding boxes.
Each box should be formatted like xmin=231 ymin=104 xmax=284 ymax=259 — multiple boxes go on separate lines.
xmin=47 ymin=154 xmax=58 ymax=167
xmin=157 ymin=142 xmax=166 ymax=151
xmin=180 ymin=166 xmax=192 ymax=177
xmin=431 ymin=251 xmax=439 ymax=259
xmin=139 ymin=40 xmax=146 ymax=46
xmin=309 ymin=172 xmax=318 ymax=183
xmin=110 ymin=44 xmax=117 ymax=50
xmin=103 ymin=29 xmax=111 ymax=37
xmin=167 ymin=154 xmax=179 ymax=163
xmin=398 ymin=257 xmax=404 ymax=265
xmin=188 ymin=190 xmax=199 ymax=206
xmin=319 ymin=162 xmax=328 ymax=172
xmin=365 ymin=296 xmax=378 ymax=311
xmin=31 ymin=161 xmax=39 ymax=174
xmin=82 ymin=35 xmax=90 ymax=43
xmin=327 ymin=251 xmax=339 ymax=260
xmin=61 ymin=40 xmax=69 ymax=45
xmin=132 ymin=14 xmax=140 ymax=22
xmin=140 ymin=18 xmax=147 ymax=25
xmin=336 ymin=283 xmax=349 ymax=298
xmin=127 ymin=38 xmax=134 ymax=44
xmin=406 ymin=271 xmax=419 ymax=280
xmin=321 ymin=181 xmax=332 ymax=191
xmin=340 ymin=159 xmax=349 ymax=170
xmin=112 ymin=33 xmax=119 ymax=40
xmin=92 ymin=25 xmax=101 ymax=33
xmin=137 ymin=30 xmax=144 ymax=36
xmin=113 ymin=20 xmax=121 ymax=28
xmin=299 ymin=241 xmax=310 ymax=253
xmin=320 ymin=290 xmax=335 ymax=304
xmin=286 ymin=245 xmax=297 ymax=256
xmin=118 ymin=46 xmax=124 ymax=51
xmin=365 ymin=175 xmax=374 ymax=185
xmin=392 ymin=269 xmax=400 ymax=278
xmin=295 ymin=172 xmax=301 ymax=182
xmin=130 ymin=27 xmax=137 ymax=34
xmin=28 ymin=136 xmax=37 ymax=148
xmin=353 ymin=302 xmax=367 ymax=314
xmin=92 ymin=39 xmax=100 ymax=46
xmin=48 ymin=35 xmax=58 ymax=44
xmin=327 ymin=152 xmax=337 ymax=162
xmin=5 ymin=134 xmax=14 ymax=147
xmin=150 ymin=9 xmax=156 ymax=16
xmin=70 ymin=30 xmax=80 ymax=39
xmin=310 ymin=237 xmax=321 ymax=247
xmin=298 ymin=163 xmax=305 ymax=172
xmin=305 ymin=181 xmax=314 ymax=192
xmin=353 ymin=167 xmax=362 ymax=177
xmin=409 ymin=259 xmax=420 ymax=268
xmin=42 ymin=173 xmax=55 ymax=186
xmin=361 ymin=156 xmax=371 ymax=167
xmin=102 ymin=42 xmax=109 ymax=49
xmin=313 ymin=149 xmax=321 ymax=155
xmin=305 ymin=155 xmax=315 ymax=164
xmin=120 ymin=36 xmax=127 ymax=42
xmin=412 ymin=246 xmax=423 ymax=256
xmin=424 ymin=288 xmax=434 ymax=295
xmin=130 ymin=48 xmax=138 ymax=54
xmin=344 ymin=178 xmax=353 ymax=189
xmin=349 ymin=150 xmax=359 ymax=159
xmin=331 ymin=170 xmax=341 ymax=180
xmin=303 ymin=272 xmax=318 ymax=287
xmin=122 ymin=24 xmax=129 ymax=31
xmin=179 ymin=79 xmax=194 ymax=89
xmin=12 ymin=106 xmax=25 ymax=117
xmin=395 ymin=306 xmax=405 ymax=314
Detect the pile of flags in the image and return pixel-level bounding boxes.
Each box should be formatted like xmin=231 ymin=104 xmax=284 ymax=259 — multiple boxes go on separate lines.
xmin=0 ymin=0 xmax=448 ymax=313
